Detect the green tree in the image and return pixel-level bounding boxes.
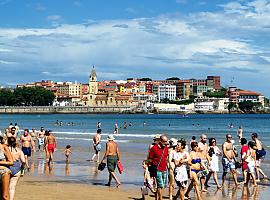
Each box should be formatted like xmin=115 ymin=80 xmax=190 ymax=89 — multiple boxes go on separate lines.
xmin=228 ymin=102 xmax=236 ymax=113
xmin=0 ymin=87 xmax=55 ymax=106
xmin=139 ymin=78 xmax=152 ymax=81
xmin=166 ymin=77 xmax=180 ymax=80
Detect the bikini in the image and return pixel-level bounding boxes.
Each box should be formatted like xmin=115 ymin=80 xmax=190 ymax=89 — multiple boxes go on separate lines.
xmin=191 ymin=158 xmax=202 ymax=173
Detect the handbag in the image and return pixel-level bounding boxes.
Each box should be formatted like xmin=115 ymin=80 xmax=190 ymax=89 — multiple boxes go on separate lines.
xmin=98 ymin=162 xmax=106 ymax=171
xmin=141 ymin=185 xmax=148 ymax=196
xmin=117 ymin=160 xmax=124 ymax=174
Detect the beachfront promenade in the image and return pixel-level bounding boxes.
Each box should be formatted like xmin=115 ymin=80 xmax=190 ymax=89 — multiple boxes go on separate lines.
xmin=0 ymin=106 xmax=131 ymax=114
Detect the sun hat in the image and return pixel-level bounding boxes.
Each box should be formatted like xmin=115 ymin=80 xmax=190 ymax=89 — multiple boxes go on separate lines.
xmin=107 ymin=134 xmax=115 ymax=141
xmin=169 ymin=138 xmax=178 ymax=147
xmin=153 ymin=134 xmax=161 ymax=140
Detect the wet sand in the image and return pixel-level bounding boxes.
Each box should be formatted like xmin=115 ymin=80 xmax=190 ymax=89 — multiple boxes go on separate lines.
xmin=15 ymin=172 xmax=270 ymax=200
xmin=16 ymin=175 xmax=139 ymax=200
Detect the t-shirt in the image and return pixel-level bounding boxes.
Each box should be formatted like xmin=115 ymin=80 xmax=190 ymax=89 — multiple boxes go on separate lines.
xmin=241 ymin=145 xmax=248 ymax=158
xmin=148 ymin=144 xmax=169 ymax=172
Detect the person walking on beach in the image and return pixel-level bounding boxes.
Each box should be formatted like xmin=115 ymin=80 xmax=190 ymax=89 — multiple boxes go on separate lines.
xmin=37 ymin=127 xmax=45 ymax=152
xmin=221 ymin=134 xmax=239 ymax=186
xmin=44 ymin=130 xmax=57 ymax=164
xmin=197 ymin=134 xmax=209 ymax=192
xmin=7 ymin=137 xmax=25 ymax=200
xmin=91 ymin=129 xmax=102 ymax=162
xmin=168 ymin=138 xmax=177 ymax=200
xmin=240 ymin=138 xmax=249 ymax=184
xmin=141 ymin=160 xmax=156 ymax=199
xmin=148 ymin=135 xmax=169 ymax=200
xmin=251 ymin=132 xmax=267 ymax=180
xmin=0 ymin=136 xmax=14 ymax=200
xmin=173 ymin=139 xmax=189 ymax=200
xmin=20 ymin=129 xmax=35 ymax=171
xmin=185 ymin=141 xmax=203 ymax=200
xmin=204 ymin=138 xmax=222 ymax=189
xmin=245 ymin=141 xmax=258 ymax=187
xmin=101 ymin=134 xmax=121 ymax=187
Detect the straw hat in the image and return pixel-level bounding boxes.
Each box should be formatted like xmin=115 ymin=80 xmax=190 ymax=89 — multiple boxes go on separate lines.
xmin=107 ymin=134 xmax=115 ymax=141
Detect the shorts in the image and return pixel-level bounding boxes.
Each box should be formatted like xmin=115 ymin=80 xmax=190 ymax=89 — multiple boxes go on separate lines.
xmin=222 ymin=157 xmax=235 ymax=173
xmin=156 ymin=171 xmax=167 ymax=188
xmin=47 ymin=144 xmax=55 ymax=153
xmin=107 ymin=155 xmax=118 ymax=172
xmin=247 ymin=161 xmax=256 ymax=174
xmin=22 ymin=147 xmax=31 ymax=157
xmin=176 ymin=180 xmax=188 ymax=188
xmin=38 ymin=138 xmax=44 ymax=145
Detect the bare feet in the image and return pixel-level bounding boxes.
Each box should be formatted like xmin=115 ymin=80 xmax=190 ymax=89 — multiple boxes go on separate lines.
xmin=201 ymin=189 xmax=208 ymax=192
xmin=116 ymin=183 xmax=121 ymax=188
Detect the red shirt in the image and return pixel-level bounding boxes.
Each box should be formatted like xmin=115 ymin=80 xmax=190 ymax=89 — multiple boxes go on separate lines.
xmin=148 ymin=144 xmax=168 ymax=172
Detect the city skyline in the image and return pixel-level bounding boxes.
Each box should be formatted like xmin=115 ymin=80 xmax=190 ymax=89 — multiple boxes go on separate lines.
xmin=0 ymin=0 xmax=269 ymax=96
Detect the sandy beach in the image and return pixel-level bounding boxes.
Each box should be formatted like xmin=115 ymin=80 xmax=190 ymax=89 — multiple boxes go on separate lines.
xmin=15 ymin=173 xmax=270 ymax=200
xmin=16 ymin=175 xmax=139 ymax=200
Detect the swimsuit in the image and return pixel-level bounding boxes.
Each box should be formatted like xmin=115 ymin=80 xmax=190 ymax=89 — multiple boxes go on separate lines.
xmin=47 ymin=144 xmax=55 ymax=153
xmin=22 ymin=147 xmax=31 ymax=157
xmin=107 ymin=155 xmax=118 ymax=172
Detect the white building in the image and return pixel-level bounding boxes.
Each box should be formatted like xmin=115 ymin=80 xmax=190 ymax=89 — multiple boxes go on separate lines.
xmin=158 ymin=85 xmax=176 ymax=101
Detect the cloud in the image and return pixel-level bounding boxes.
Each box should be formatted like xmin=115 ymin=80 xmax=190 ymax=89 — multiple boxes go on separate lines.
xmin=47 ymin=15 xmax=62 ymax=21
xmin=113 ymin=24 xmax=129 ymax=29
xmin=0 ymin=60 xmax=17 ymax=64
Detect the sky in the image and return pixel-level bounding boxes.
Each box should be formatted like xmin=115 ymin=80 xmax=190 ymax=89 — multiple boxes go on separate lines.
xmin=0 ymin=0 xmax=269 ymax=96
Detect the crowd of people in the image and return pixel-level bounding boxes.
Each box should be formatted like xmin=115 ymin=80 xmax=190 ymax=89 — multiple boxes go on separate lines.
xmin=0 ymin=124 xmax=57 ymax=200
xmin=145 ymin=131 xmax=267 ymax=200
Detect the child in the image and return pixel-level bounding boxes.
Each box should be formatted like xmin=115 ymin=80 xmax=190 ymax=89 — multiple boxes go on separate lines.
xmin=64 ymin=145 xmax=72 ymax=162
xmin=141 ymin=160 xmax=155 ymax=200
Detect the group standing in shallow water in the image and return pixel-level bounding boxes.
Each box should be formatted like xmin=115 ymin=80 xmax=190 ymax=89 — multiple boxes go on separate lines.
xmin=143 ymin=128 xmax=267 ymax=200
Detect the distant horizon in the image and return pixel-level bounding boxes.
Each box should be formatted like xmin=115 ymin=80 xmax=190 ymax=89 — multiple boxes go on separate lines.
xmin=0 ymin=0 xmax=269 ymax=96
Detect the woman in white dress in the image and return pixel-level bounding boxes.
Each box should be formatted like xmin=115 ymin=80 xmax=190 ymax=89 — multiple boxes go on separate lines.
xmin=204 ymin=138 xmax=222 ymax=189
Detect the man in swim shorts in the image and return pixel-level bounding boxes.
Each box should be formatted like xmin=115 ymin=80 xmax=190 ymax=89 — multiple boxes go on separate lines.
xmin=20 ymin=129 xmax=35 ymax=171
xmin=44 ymin=130 xmax=57 ymax=164
xmin=101 ymin=134 xmax=121 ymax=187
xmin=222 ymin=134 xmax=239 ymax=186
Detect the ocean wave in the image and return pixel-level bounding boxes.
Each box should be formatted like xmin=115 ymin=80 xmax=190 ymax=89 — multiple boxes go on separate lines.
xmin=53 ymin=131 xmax=155 ymax=138
xmin=57 ymin=137 xmax=130 ymax=143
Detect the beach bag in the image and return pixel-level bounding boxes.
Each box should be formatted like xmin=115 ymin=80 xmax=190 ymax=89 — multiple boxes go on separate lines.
xmin=256 ymin=148 xmax=266 ymax=159
xmin=98 ymin=162 xmax=106 ymax=171
xmin=96 ymin=144 xmax=101 ymax=152
xmin=117 ymin=160 xmax=124 ymax=174
xmin=10 ymin=160 xmax=21 ymax=176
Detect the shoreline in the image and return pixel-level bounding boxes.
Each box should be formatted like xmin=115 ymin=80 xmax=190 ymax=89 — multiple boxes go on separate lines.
xmin=0 ymin=106 xmax=269 ymax=114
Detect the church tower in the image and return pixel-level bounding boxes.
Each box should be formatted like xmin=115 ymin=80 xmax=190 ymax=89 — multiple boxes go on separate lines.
xmin=88 ymin=66 xmax=98 ymax=106
xmin=89 ymin=66 xmax=98 ymax=94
